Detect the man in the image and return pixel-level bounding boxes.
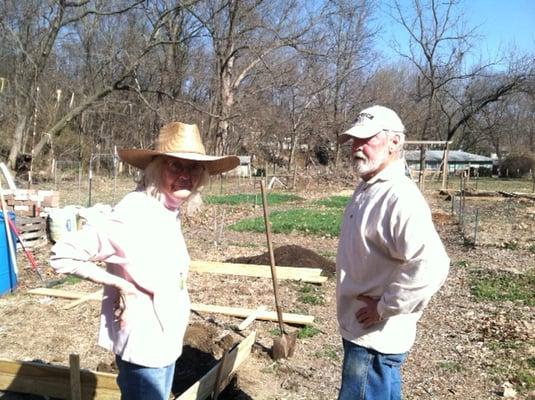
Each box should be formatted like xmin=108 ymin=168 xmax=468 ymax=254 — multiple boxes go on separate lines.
xmin=336 ymin=105 xmax=450 ymax=400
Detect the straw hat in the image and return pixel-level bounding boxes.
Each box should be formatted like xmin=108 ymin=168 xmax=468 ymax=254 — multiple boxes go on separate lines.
xmin=118 ymin=122 xmax=239 ymax=175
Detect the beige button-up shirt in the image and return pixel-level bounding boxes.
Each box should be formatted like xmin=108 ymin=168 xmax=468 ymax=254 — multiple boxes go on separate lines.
xmin=336 ymin=159 xmax=449 ymax=354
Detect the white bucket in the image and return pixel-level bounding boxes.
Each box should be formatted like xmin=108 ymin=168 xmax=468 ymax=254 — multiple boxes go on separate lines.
xmin=48 ymin=206 xmax=79 ymax=243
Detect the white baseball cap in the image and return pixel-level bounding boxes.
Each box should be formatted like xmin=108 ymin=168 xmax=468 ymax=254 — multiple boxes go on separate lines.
xmin=338 ymin=105 xmax=405 ymax=144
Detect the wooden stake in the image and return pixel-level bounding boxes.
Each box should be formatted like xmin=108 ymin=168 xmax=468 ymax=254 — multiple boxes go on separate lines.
xmin=69 ymin=354 xmax=82 ymax=400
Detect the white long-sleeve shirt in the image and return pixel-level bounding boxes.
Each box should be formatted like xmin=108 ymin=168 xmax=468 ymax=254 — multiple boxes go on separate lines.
xmin=50 ymin=191 xmax=190 ymax=367
xmin=336 ymin=159 xmax=449 ymax=354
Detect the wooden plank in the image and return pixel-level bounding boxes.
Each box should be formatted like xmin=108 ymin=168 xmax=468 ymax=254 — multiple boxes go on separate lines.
xmin=237 ymin=306 xmax=267 ymax=331
xmin=15 ymin=216 xmax=45 ymax=225
xmin=176 ymin=332 xmax=256 ymax=400
xmin=19 ymin=229 xmax=46 ymax=240
xmin=64 ymin=289 xmax=103 ymax=310
xmin=0 ymin=358 xmax=120 ymax=399
xmin=191 ymin=303 xmax=314 ymax=326
xmin=28 ymin=288 xmax=91 ymax=299
xmin=28 ymin=288 xmax=314 ymax=325
xmin=190 ymin=260 xmax=327 ymax=283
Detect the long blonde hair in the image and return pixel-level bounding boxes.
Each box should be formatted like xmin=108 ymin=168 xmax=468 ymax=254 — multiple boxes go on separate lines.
xmin=136 ymin=156 xmax=209 ymax=215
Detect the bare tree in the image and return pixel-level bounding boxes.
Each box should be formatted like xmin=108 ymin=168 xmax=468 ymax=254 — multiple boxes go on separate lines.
xmin=0 ymin=0 xmax=145 ymax=171
xmin=182 ymin=0 xmax=314 ymax=155
xmin=319 ymin=0 xmax=378 ymax=166
xmin=392 ymin=0 xmax=530 ymax=145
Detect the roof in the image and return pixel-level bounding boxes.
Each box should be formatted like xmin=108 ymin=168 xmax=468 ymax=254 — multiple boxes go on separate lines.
xmin=238 ymin=156 xmax=251 ymax=164
xmin=404 ymin=150 xmax=493 ymax=163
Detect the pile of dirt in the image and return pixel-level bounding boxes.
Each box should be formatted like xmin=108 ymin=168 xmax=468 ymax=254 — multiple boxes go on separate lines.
xmin=228 ymin=244 xmax=336 ymax=276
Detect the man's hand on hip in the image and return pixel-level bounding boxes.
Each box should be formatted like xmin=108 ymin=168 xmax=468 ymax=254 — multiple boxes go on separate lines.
xmin=355 ymin=295 xmax=381 ymax=328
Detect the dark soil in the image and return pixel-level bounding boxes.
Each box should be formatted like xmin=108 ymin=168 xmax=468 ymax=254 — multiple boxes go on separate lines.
xmin=227 ymin=244 xmax=336 ymax=276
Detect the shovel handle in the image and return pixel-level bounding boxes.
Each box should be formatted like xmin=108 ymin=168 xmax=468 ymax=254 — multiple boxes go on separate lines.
xmin=260 ymin=181 xmax=285 ymax=335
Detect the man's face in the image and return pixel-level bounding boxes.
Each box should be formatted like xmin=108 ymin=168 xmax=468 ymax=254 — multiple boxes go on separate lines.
xmin=351 ymin=131 xmax=392 ymax=180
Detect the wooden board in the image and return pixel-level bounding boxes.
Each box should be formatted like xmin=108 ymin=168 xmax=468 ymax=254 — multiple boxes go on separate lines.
xmin=191 ymin=303 xmax=314 ymax=326
xmin=190 ymin=260 xmax=327 ymax=284
xmin=176 ymin=332 xmax=256 ymax=400
xmin=28 ymin=288 xmax=314 ymax=325
xmin=0 ymin=333 xmax=256 ymax=400
xmin=0 ymin=358 xmax=119 ymax=400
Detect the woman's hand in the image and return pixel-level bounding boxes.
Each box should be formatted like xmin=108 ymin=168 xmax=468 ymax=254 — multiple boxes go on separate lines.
xmin=355 ymin=295 xmax=381 ymax=329
xmin=112 ymin=278 xmax=140 ymax=330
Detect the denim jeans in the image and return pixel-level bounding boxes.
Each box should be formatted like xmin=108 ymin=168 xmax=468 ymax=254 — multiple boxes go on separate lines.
xmin=115 ymin=356 xmax=175 ymax=400
xmin=338 ymin=339 xmax=406 ymax=400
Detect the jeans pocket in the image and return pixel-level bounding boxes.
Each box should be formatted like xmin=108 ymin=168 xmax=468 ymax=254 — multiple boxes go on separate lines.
xmin=379 ymin=352 xmax=406 ymax=367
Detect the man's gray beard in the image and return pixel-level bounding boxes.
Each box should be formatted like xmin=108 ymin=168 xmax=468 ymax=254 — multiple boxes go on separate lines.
xmin=353 ymin=150 xmax=388 ymax=176
xmin=354 ymin=159 xmax=377 ymax=176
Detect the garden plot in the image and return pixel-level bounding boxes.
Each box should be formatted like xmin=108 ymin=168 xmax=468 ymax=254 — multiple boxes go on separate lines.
xmin=0 ymin=178 xmax=534 ymax=399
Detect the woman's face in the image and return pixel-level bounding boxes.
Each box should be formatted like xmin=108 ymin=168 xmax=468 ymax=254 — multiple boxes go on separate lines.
xmin=161 ymin=157 xmax=204 ymax=206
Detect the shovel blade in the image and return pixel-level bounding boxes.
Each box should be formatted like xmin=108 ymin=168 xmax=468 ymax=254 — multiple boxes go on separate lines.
xmin=272 ymin=332 xmax=297 ymax=360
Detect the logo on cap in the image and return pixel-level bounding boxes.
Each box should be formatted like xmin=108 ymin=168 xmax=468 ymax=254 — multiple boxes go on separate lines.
xmin=354 ymin=112 xmax=374 ymax=124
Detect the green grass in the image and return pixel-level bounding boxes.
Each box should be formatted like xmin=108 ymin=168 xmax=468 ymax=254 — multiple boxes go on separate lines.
xmin=297 ymin=326 xmax=321 ymax=339
xmin=426 ymin=176 xmax=534 ymax=193
xmin=314 ymin=344 xmax=341 ymax=361
xmin=486 ymin=339 xmax=524 ymax=351
xmin=437 ymin=361 xmax=464 ymax=373
xmin=269 ymin=328 xmax=282 ymax=336
xmin=297 ymin=284 xmax=325 ymax=305
xmin=204 ymin=192 xmax=301 ymax=205
xmin=469 ymin=270 xmax=535 ymax=305
xmin=452 ymin=260 xmax=469 ymax=268
xmin=523 ymin=357 xmax=535 ymax=389
xmin=529 ymin=244 xmax=535 ymax=254
xmin=503 ymin=240 xmax=519 ymax=250
xmin=313 ymin=195 xmax=351 ymax=209
xmin=229 ymin=208 xmax=342 ymax=236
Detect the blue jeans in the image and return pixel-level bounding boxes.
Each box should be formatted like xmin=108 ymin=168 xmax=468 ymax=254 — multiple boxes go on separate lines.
xmin=115 ymin=356 xmax=175 ymax=400
xmin=338 ymin=339 xmax=406 ymax=400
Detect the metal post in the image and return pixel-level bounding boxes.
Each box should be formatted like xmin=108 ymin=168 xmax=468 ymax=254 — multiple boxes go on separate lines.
xmin=88 ymin=155 xmax=93 ymax=207
xmin=441 ymin=142 xmax=450 ymax=190
xmin=473 ymin=209 xmax=479 ymax=246
xmin=113 ymin=146 xmax=117 ymax=204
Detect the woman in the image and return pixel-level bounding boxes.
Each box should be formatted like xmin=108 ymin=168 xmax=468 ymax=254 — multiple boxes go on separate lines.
xmin=50 ymin=122 xmax=239 ymax=400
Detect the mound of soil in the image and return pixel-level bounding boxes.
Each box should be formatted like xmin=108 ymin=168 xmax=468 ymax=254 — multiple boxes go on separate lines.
xmin=228 ymin=244 xmax=336 ymax=276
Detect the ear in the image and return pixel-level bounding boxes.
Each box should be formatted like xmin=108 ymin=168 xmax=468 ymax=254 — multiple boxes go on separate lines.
xmin=388 ymin=133 xmax=400 ymax=153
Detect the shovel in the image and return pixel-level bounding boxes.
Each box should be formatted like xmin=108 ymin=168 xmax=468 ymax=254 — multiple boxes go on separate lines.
xmin=260 ymin=181 xmax=297 ymax=360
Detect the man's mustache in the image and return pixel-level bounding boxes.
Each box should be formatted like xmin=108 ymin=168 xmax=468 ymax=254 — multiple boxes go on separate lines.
xmin=353 ymin=150 xmax=367 ymax=161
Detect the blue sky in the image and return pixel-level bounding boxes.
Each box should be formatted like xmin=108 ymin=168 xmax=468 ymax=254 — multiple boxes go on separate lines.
xmin=378 ymin=0 xmax=534 ymax=63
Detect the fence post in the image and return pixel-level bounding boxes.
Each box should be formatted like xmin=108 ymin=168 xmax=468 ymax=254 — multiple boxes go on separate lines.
xmin=473 ymin=209 xmax=479 ymax=246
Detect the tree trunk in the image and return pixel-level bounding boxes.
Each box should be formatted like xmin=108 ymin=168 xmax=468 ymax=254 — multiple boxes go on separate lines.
xmin=32 ymin=87 xmax=113 ymax=160
xmin=8 ymin=115 xmax=27 ymax=169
